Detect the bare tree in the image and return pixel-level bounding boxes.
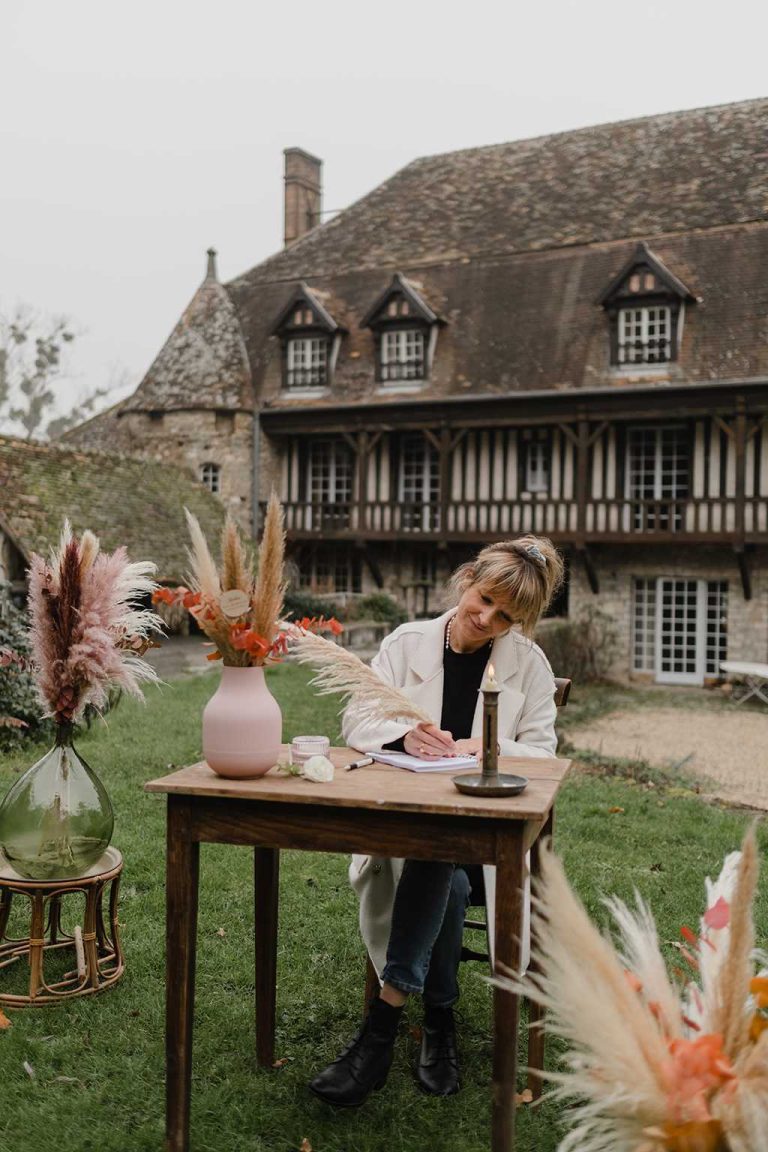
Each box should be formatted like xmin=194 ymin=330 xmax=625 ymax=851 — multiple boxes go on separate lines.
xmin=0 ymin=305 xmax=110 ymax=440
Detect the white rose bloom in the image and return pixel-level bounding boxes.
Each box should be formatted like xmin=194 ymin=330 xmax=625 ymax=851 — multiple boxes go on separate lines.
xmin=302 ymin=755 xmax=335 ymax=783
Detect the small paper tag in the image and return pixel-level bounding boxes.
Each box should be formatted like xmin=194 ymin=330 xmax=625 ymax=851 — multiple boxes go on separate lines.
xmin=220 ymin=589 xmax=250 ymax=618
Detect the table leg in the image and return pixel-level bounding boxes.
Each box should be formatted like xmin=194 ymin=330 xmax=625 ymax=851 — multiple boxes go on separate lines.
xmin=254 ymin=847 xmax=279 ymax=1068
xmin=166 ymin=797 xmax=200 ymax=1152
xmin=733 ymin=681 xmax=754 ymax=705
xmin=526 ymin=809 xmax=553 ymax=1099
xmin=492 ymin=828 xmax=526 ymax=1152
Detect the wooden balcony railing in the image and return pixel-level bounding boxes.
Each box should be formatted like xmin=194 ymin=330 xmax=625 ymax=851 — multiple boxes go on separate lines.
xmin=587 ymin=497 xmax=768 ymax=536
xmin=264 ymin=497 xmax=768 ymax=542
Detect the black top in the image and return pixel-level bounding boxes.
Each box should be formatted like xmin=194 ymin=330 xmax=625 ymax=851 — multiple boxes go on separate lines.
xmin=382 ymin=635 xmax=493 ymax=751
xmin=440 ymin=640 xmax=493 ymax=739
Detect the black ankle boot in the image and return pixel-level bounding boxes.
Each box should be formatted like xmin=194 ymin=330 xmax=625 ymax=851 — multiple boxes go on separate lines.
xmin=309 ymin=998 xmax=403 ymax=1107
xmin=416 ymin=1004 xmax=460 ymax=1096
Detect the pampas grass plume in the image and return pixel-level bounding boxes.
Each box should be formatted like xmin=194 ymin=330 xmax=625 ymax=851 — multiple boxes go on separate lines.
xmin=251 ymin=492 xmax=286 ymax=640
xmin=290 ymin=629 xmax=432 ymax=726
xmin=221 ymin=518 xmax=252 ymax=596
xmin=184 ymin=508 xmax=221 ymax=601
xmin=712 ymin=824 xmax=759 ymax=1060
xmin=28 ymin=524 xmax=164 ymax=724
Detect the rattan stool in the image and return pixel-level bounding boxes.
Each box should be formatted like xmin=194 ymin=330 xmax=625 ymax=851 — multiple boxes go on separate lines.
xmin=0 ymin=846 xmax=124 ymax=1005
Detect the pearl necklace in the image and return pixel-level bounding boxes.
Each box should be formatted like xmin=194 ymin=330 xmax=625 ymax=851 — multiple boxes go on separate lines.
xmin=445 ymin=614 xmax=493 ymax=654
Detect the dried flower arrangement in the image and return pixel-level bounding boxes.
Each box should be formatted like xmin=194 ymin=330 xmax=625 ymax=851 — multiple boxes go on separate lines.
xmin=289 ymin=629 xmax=432 ymax=727
xmin=499 ymin=826 xmax=768 ymax=1152
xmin=152 ymin=494 xmax=341 ymax=664
xmin=28 ymin=522 xmax=163 ymax=726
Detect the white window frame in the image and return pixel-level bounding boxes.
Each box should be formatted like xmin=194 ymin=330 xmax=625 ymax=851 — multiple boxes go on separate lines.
xmin=626 ymin=425 xmax=689 ymax=530
xmin=631 ymin=577 xmax=656 ymax=673
xmin=380 ymin=328 xmax=425 ymax=382
xmin=286 ymin=336 xmax=328 ymax=389
xmin=524 ymin=440 xmax=550 ymax=494
xmin=398 ymin=435 xmax=439 ymax=531
xmin=307 ymin=439 xmax=353 ymax=528
xmin=618 ymin=305 xmax=672 ymax=364
xmin=632 ymin=577 xmax=728 ymax=685
xmin=201 ymin=462 xmax=221 ymax=494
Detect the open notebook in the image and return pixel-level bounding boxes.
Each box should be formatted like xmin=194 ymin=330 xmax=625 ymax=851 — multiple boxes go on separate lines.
xmin=371 ymin=751 xmax=478 ymax=773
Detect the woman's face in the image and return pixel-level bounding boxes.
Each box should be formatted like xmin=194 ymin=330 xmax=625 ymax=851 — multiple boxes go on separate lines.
xmin=450 ymin=583 xmax=516 ymax=652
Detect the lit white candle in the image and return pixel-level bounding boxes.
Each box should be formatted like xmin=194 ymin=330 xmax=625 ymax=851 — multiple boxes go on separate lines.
xmin=481 ymin=662 xmax=499 ymax=691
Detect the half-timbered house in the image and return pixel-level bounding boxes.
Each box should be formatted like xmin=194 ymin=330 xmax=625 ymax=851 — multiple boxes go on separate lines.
xmin=63 ymin=100 xmax=768 ymax=682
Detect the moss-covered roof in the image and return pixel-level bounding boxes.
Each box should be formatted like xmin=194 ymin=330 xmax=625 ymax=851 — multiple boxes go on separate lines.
xmin=0 ymin=436 xmax=227 ymax=583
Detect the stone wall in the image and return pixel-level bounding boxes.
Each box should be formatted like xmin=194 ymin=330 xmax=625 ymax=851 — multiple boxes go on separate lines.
xmin=116 ymin=410 xmax=254 ymax=531
xmin=569 ymin=545 xmax=768 ymax=681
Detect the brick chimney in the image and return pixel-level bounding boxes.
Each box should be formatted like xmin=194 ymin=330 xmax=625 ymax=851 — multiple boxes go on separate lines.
xmin=283 ymin=148 xmax=322 ymax=247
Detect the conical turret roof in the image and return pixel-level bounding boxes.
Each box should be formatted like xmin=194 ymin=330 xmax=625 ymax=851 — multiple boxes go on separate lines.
xmin=124 ymin=249 xmax=252 ymax=412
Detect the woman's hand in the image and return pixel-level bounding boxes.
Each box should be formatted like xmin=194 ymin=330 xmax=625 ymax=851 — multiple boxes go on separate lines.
xmin=403 ymin=722 xmax=457 ymax=758
xmin=454 ymin=738 xmax=483 ymax=759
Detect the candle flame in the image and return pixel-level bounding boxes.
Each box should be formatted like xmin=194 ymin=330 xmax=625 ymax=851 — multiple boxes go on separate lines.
xmin=488 ymin=663 xmax=495 ymax=679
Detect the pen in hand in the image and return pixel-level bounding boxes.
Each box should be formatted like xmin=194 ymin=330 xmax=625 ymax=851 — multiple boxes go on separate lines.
xmin=345 ymin=756 xmax=375 ymax=772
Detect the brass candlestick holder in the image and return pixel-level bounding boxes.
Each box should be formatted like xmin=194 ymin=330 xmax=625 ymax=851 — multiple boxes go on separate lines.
xmin=453 ymin=666 xmax=528 ymax=797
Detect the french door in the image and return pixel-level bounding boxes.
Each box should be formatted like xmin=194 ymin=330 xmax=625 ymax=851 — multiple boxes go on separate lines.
xmin=307 ymin=439 xmax=353 ymax=529
xmin=398 ymin=434 xmax=439 ymax=531
xmin=633 ymin=578 xmax=728 ymax=685
xmin=626 ymin=426 xmax=689 ymax=531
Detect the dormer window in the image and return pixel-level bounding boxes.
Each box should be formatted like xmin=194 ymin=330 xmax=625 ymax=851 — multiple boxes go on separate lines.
xmin=381 ymin=328 xmax=424 ymax=382
xmin=272 ymin=283 xmax=344 ymax=391
xmin=598 ymin=243 xmax=695 ymax=368
xmin=287 ymin=334 xmax=328 ymax=387
xmin=361 ymin=273 xmax=444 ymax=388
xmin=618 ymin=305 xmax=672 ymax=365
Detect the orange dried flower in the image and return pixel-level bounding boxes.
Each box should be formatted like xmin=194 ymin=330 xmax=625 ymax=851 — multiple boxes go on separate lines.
xmin=624 ymin=970 xmax=643 ymax=994
xmin=664 ymin=1034 xmax=734 ymax=1125
xmin=749 ymin=1014 xmax=768 ymax=1044
xmin=750 ymin=976 xmax=768 ymax=1009
xmin=659 ymin=1118 xmax=728 ymax=1152
xmin=702 ymin=897 xmax=730 ymax=931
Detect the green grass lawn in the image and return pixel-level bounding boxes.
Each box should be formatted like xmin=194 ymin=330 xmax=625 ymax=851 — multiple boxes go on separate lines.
xmin=0 ymin=668 xmax=765 ymax=1152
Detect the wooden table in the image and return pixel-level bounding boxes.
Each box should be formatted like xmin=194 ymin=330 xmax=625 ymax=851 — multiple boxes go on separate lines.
xmin=146 ymin=747 xmax=570 ymax=1152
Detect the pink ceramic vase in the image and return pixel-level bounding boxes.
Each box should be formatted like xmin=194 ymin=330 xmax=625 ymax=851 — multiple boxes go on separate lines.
xmin=202 ymin=666 xmax=282 ymax=778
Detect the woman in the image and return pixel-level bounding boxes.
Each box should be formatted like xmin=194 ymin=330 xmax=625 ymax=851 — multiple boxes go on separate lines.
xmin=309 ymin=535 xmax=564 ymax=1107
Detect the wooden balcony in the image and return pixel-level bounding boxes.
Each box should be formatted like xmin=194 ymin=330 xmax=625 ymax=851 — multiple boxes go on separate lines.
xmin=266 ymin=496 xmax=768 ymax=544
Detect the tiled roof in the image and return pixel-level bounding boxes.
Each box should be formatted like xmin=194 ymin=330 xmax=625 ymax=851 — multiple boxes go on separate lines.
xmin=62 ymin=97 xmax=768 ymax=440
xmin=0 ymin=436 xmax=226 ymax=583
xmin=221 ymin=98 xmax=768 ymax=401
xmin=233 ymin=98 xmax=768 ymax=284
xmin=123 ymin=271 xmax=252 ymax=412
xmin=229 ymin=226 xmax=768 ymax=400
xmin=59 ymin=397 xmax=135 ymax=453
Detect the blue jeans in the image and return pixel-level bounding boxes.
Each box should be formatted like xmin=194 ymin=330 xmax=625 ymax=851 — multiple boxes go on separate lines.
xmin=381 ymin=860 xmax=472 ymax=1007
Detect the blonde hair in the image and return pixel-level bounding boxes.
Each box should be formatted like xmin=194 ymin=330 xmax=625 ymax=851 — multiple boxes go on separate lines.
xmin=448 ymin=535 xmax=564 ymax=637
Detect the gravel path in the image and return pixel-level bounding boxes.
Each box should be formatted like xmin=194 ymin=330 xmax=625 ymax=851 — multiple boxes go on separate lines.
xmin=145 ymin=635 xmax=211 ymax=678
xmin=567 ymin=707 xmax=768 ymax=810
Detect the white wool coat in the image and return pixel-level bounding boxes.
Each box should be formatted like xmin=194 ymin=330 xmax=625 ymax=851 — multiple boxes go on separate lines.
xmin=342 ymin=609 xmax=558 ymax=978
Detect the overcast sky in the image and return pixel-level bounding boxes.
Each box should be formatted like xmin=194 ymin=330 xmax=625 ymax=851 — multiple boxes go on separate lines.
xmin=2 ymin=0 xmax=767 ymax=434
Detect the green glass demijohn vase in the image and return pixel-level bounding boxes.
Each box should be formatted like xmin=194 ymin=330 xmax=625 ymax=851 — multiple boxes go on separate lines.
xmin=0 ymin=723 xmax=114 ymax=881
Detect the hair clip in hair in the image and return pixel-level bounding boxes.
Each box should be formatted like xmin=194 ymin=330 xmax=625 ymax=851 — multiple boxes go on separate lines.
xmin=525 ymin=543 xmax=547 ymax=566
